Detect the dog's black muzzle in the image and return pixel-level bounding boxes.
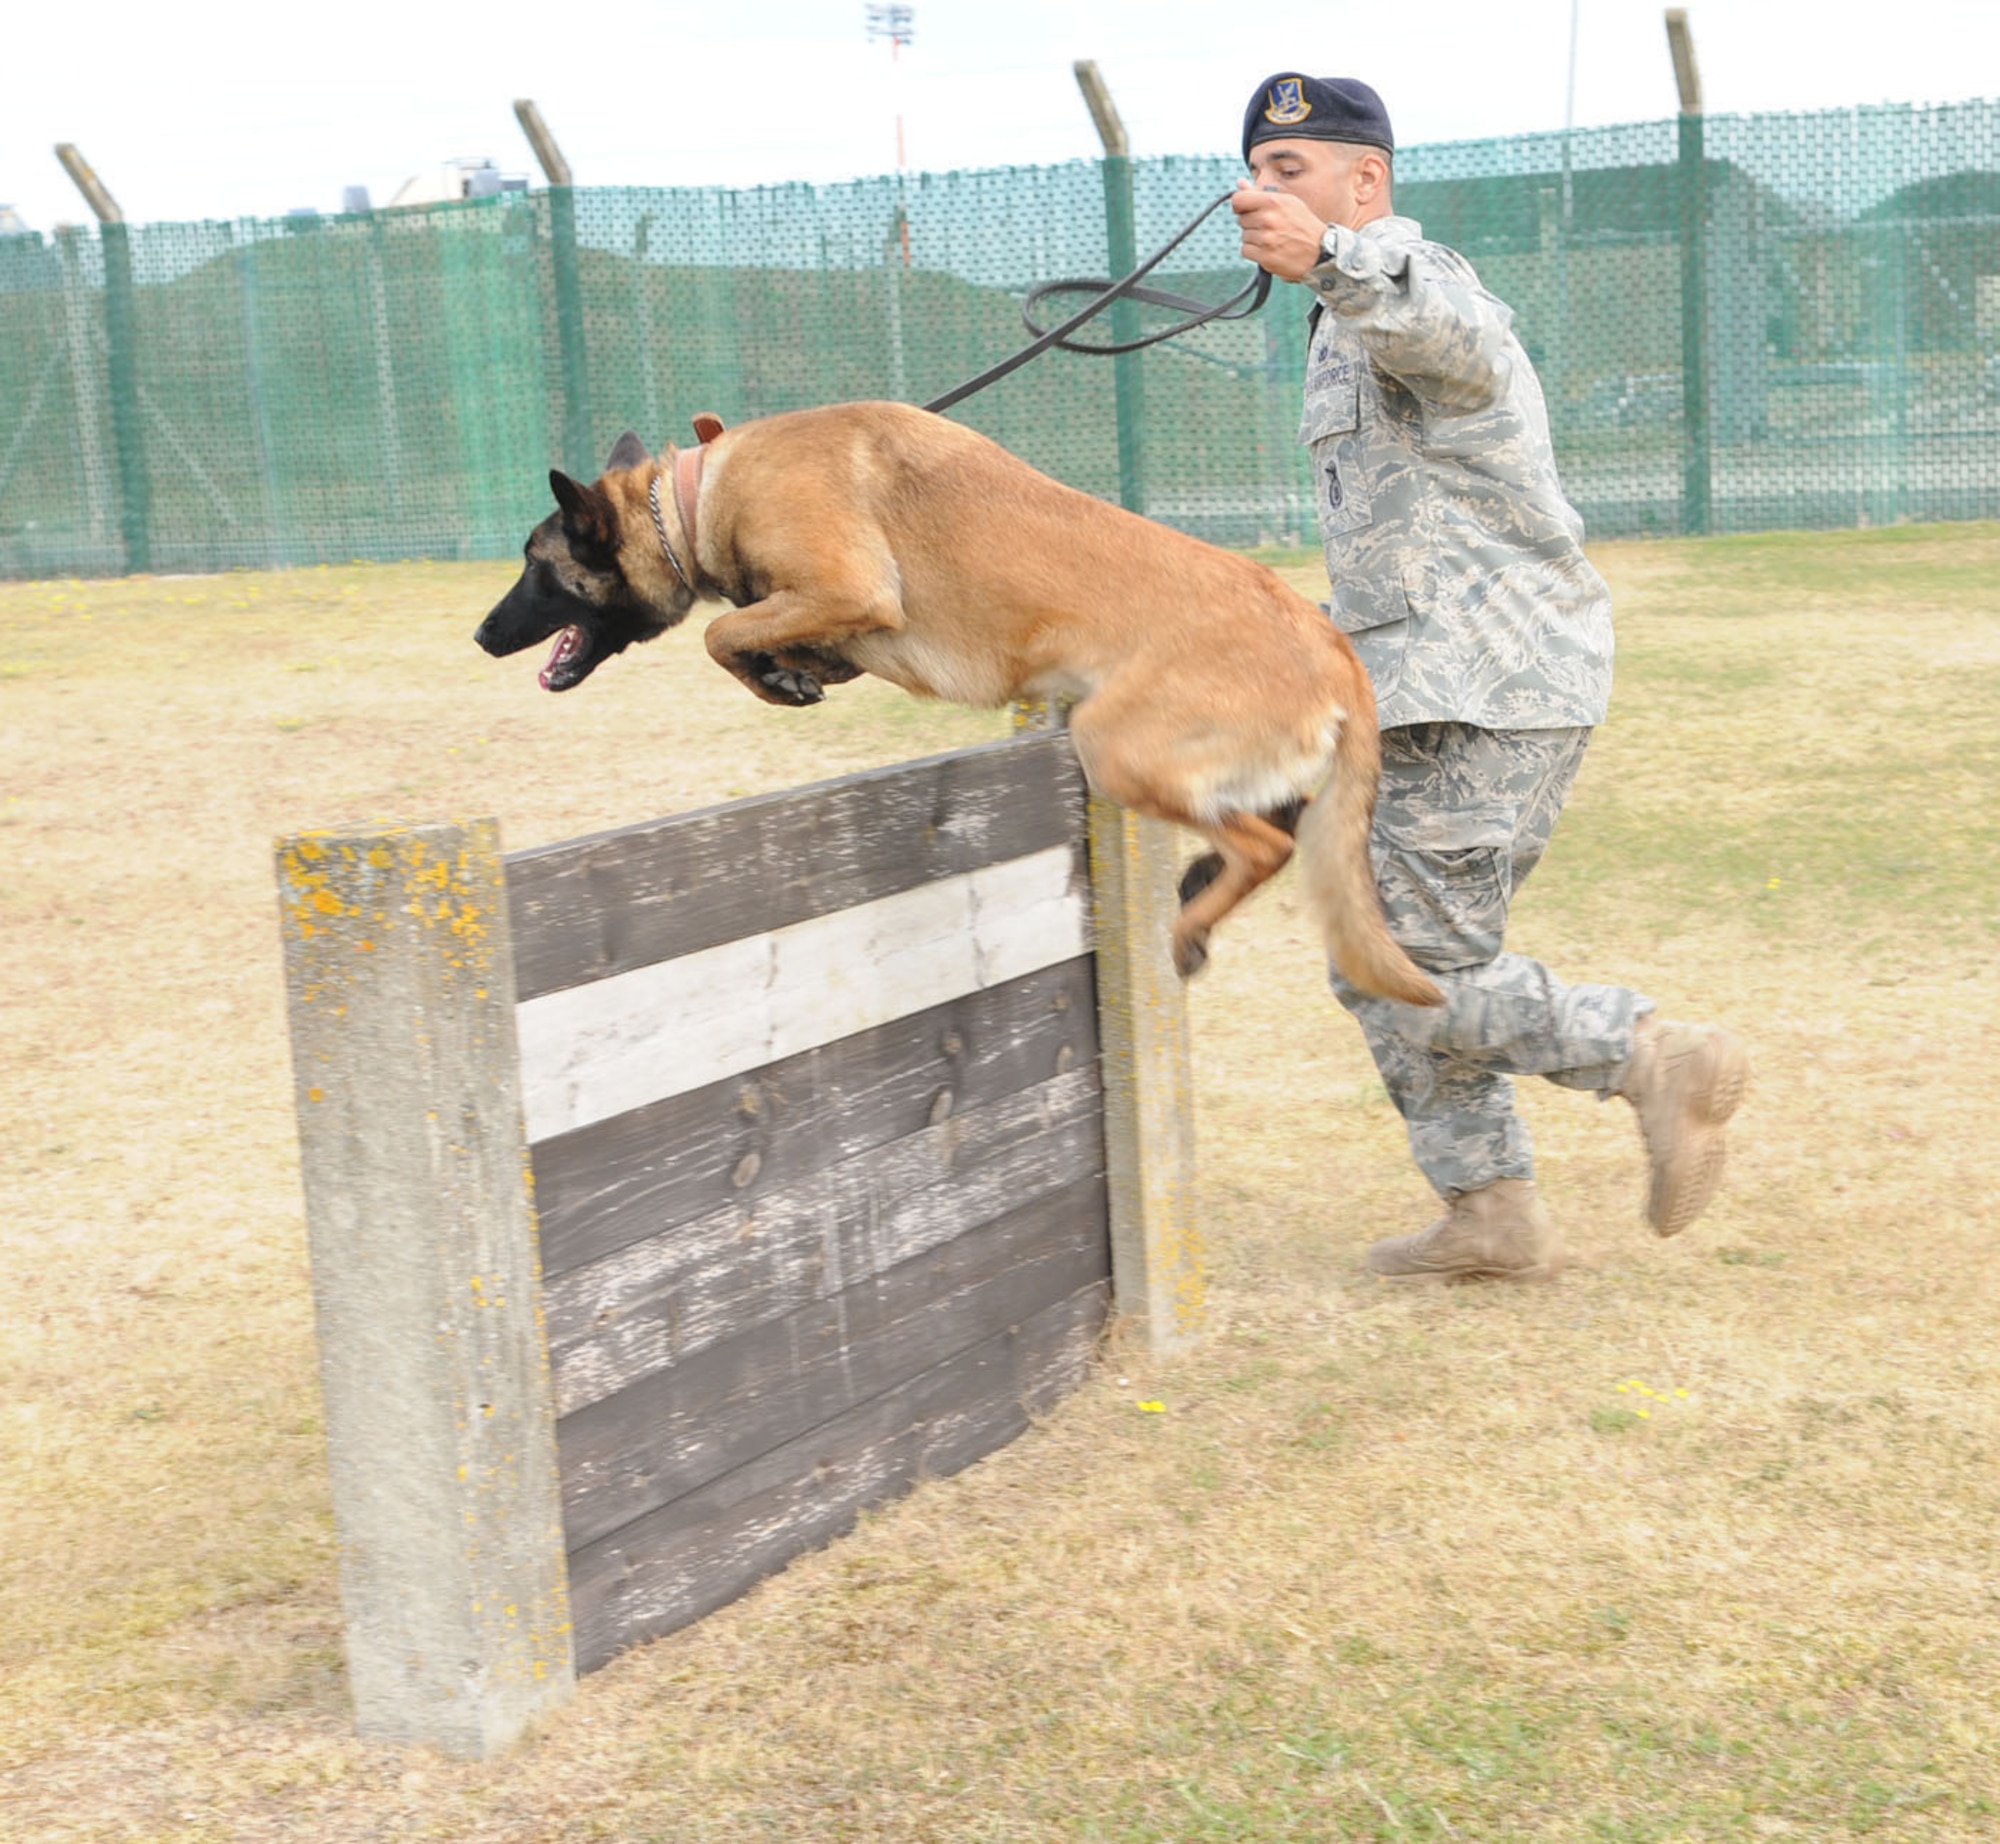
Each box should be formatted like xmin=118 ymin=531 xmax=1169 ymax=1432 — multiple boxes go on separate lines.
xmin=478 ymin=560 xmax=679 ymax=692
xmin=476 ymin=569 xmax=607 ymax=691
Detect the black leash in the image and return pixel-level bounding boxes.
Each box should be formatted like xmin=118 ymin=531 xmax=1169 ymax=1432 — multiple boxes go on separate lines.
xmin=921 ymin=188 xmax=1270 ymax=417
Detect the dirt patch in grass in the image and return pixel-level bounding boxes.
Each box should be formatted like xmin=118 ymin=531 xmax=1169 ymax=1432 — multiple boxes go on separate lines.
xmin=2 ymin=529 xmax=1997 ymax=1839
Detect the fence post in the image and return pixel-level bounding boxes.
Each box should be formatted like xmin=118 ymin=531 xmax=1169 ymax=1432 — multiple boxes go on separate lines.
xmin=237 ymin=232 xmax=289 ymax=568
xmin=515 ymin=102 xmax=594 ymax=479
xmin=1101 ymin=154 xmax=1147 ymax=516
xmin=1675 ymin=112 xmax=1711 ymax=537
xmin=54 ymin=227 xmax=115 ymax=555
xmin=548 ymin=187 xmax=594 ymax=479
xmin=1667 ymin=10 xmax=1711 ymax=536
xmin=1075 ymin=63 xmax=1146 ymax=515
xmin=54 ymin=143 xmax=148 ymax=570
xmin=275 ymin=820 xmax=574 ymax=1758
xmin=98 ymin=221 xmax=151 ymax=572
xmin=1085 ymin=800 xmax=1203 ymax=1354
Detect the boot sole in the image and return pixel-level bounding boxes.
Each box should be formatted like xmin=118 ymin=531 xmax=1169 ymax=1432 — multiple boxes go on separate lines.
xmin=1369 ymin=1262 xmax=1563 ymax=1284
xmin=1365 ymin=1245 xmax=1565 ymax=1284
xmin=1647 ymin=1031 xmax=1750 ymax=1236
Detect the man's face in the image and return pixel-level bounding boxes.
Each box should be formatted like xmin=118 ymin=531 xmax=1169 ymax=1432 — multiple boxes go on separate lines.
xmin=1246 ymin=138 xmax=1376 ymax=230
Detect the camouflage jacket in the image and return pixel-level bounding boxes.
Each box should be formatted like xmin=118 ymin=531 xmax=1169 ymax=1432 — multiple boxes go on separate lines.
xmin=1300 ymin=213 xmax=1613 ymax=730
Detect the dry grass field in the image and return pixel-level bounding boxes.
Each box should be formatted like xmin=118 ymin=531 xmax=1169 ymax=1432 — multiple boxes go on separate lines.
xmin=2 ymin=524 xmax=1997 ymax=1841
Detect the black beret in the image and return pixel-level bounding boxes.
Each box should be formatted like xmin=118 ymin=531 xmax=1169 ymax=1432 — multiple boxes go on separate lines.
xmin=1241 ymin=74 xmax=1395 ymax=164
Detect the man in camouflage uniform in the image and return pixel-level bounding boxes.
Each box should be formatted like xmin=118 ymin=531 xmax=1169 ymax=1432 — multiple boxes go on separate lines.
xmin=1230 ymin=73 xmax=1748 ymax=1280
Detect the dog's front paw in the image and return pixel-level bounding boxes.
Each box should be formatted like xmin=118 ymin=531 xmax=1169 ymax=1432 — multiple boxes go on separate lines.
xmin=749 ymin=655 xmax=825 ymax=705
xmin=1170 ymin=925 xmax=1211 ymax=981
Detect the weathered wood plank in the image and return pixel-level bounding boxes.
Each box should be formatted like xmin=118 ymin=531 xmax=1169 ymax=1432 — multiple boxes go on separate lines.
xmin=533 ymin=959 xmax=1100 ymax=1281
xmin=506 ymin=733 xmax=1089 ymax=1003
xmin=544 ymin=1066 xmax=1105 ymax=1417
xmin=558 ymin=1174 xmax=1109 ymax=1551
xmin=566 ymin=1282 xmax=1107 ymax=1671
xmin=514 ymin=844 xmax=1089 ymax=1143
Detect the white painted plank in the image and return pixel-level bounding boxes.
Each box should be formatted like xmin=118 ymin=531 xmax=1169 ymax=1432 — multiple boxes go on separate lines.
xmin=516 ymin=846 xmax=1088 ymax=1143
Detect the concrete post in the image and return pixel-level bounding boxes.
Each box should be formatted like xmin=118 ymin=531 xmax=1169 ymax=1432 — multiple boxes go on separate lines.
xmin=275 ymin=820 xmax=574 ymax=1758
xmin=1009 ymin=706 xmax=1204 ymax=1353
xmin=1085 ymin=800 xmax=1204 ymax=1354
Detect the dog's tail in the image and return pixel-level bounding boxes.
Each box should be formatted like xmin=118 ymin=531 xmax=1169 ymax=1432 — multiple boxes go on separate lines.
xmin=1293 ymin=714 xmax=1445 ymax=1008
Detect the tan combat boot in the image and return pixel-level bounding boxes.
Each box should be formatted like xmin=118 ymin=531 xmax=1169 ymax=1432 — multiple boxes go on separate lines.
xmin=1616 ymin=1016 xmax=1750 ymax=1236
xmin=1363 ymin=1178 xmax=1564 ymax=1282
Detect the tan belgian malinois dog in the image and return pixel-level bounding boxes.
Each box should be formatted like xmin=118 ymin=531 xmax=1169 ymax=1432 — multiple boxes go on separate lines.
xmin=475 ymin=402 xmax=1441 ymax=1004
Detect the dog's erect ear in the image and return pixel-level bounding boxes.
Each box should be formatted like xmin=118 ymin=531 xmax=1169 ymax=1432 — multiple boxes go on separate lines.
xmin=549 ymin=469 xmax=618 ymax=551
xmin=604 ymin=430 xmax=649 ymax=473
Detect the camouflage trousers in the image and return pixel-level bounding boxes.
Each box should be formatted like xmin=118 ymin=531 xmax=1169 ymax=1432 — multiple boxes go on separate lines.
xmin=1329 ymin=723 xmax=1650 ymax=1200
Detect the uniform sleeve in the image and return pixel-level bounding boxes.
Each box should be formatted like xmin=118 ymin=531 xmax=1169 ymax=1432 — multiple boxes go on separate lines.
xmin=1306 ymin=223 xmax=1515 ymax=415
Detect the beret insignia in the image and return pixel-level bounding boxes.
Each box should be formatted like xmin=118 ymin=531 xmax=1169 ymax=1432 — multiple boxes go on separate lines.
xmin=1265 ymin=77 xmax=1313 ymax=126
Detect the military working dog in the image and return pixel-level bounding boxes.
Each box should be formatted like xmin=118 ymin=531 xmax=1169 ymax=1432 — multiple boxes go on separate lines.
xmin=475 ymin=401 xmax=1441 ymax=1004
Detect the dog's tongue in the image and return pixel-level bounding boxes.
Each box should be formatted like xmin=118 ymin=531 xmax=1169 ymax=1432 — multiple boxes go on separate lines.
xmin=539 ymin=626 xmax=583 ymax=691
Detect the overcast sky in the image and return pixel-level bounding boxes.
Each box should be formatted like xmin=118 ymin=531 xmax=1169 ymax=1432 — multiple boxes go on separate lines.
xmin=7 ymin=0 xmax=1996 ymax=232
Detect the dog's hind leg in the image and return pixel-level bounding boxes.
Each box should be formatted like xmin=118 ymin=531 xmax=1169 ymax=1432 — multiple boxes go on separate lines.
xmin=1165 ymin=812 xmax=1297 ymax=978
xmin=1069 ymin=706 xmax=1298 ymax=979
xmin=1178 ymin=798 xmax=1303 ymax=908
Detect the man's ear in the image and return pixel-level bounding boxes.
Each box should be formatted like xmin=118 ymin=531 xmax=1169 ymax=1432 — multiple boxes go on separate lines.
xmin=549 ymin=470 xmax=617 ymax=550
xmin=604 ymin=430 xmax=649 ymax=473
xmin=1355 ymin=148 xmax=1392 ymax=205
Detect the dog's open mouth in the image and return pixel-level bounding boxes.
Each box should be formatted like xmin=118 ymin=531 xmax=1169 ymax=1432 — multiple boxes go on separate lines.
xmin=539 ymin=625 xmax=592 ymax=692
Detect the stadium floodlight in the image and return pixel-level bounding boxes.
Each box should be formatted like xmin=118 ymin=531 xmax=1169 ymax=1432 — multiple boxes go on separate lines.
xmin=866 ymin=0 xmax=917 ymax=262
xmin=865 ymin=4 xmax=914 ymax=47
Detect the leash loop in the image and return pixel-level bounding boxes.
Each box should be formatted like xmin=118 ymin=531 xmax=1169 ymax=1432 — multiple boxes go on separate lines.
xmin=921 ymin=188 xmax=1269 ymax=416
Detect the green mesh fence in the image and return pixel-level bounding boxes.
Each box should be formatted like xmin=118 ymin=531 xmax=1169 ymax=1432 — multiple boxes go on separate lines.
xmin=3 ymin=99 xmax=1997 ymax=579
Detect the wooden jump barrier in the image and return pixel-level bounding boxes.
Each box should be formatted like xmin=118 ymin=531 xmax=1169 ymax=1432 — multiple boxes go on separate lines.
xmin=274 ymin=729 xmax=1201 ymax=1757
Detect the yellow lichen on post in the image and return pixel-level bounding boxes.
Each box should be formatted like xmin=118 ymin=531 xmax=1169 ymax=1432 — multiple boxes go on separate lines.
xmin=1085 ymin=796 xmax=1203 ymax=1354
xmin=273 ymin=818 xmax=575 ymax=1758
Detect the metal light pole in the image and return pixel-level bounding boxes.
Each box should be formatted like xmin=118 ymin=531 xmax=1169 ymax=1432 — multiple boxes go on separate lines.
xmin=865 ymin=6 xmax=916 ymax=398
xmin=866 ymin=5 xmax=915 ymax=266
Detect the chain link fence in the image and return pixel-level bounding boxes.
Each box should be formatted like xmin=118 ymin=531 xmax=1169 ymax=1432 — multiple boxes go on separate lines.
xmin=2 ymin=99 xmax=1997 ymax=578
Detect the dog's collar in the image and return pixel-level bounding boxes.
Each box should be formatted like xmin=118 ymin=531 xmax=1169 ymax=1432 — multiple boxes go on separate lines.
xmin=647 ymin=444 xmax=709 ymax=595
xmin=674 ymin=443 xmax=707 ymax=575
xmin=647 ymin=468 xmax=693 ymax=593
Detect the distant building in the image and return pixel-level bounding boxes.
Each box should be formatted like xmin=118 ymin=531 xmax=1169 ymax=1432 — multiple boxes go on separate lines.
xmin=0 ymin=204 xmax=29 ymax=237
xmin=386 ymin=158 xmax=530 ymax=208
